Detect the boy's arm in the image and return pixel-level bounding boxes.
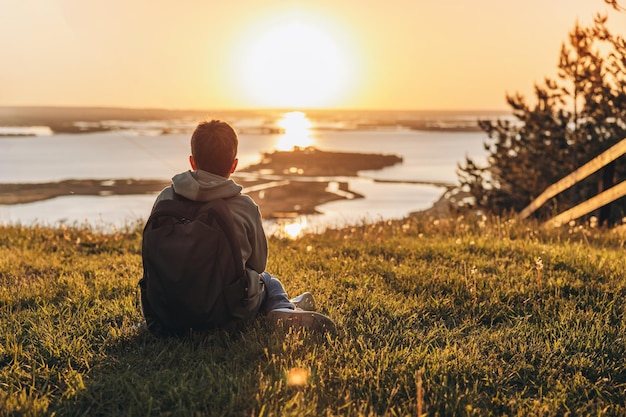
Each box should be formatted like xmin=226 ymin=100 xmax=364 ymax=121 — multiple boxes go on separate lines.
xmin=246 ymin=205 xmax=268 ymax=273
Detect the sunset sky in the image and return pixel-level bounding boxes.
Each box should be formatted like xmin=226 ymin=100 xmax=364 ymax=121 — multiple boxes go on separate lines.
xmin=2 ymin=0 xmax=625 ymax=111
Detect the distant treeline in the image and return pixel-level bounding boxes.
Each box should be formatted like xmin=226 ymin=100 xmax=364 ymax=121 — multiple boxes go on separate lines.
xmin=0 ymin=106 xmax=510 ymax=134
xmin=0 ymin=106 xmax=262 ymax=134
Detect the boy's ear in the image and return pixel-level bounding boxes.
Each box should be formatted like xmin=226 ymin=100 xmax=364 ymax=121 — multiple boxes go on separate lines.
xmin=230 ymin=158 xmax=238 ymax=174
xmin=189 ymin=155 xmax=197 ymax=170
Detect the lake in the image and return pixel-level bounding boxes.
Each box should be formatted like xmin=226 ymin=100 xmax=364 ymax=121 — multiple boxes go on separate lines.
xmin=0 ymin=111 xmax=492 ymax=235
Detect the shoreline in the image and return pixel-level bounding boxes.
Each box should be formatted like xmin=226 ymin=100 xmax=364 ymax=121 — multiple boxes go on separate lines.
xmin=0 ymin=177 xmax=455 ymax=220
xmin=1 ymin=148 xmax=440 ymax=220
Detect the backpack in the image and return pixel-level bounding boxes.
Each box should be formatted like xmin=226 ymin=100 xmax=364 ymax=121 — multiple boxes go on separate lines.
xmin=139 ymin=194 xmax=251 ymax=335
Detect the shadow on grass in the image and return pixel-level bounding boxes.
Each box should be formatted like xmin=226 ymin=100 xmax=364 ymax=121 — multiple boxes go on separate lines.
xmin=57 ymin=322 xmax=275 ymax=416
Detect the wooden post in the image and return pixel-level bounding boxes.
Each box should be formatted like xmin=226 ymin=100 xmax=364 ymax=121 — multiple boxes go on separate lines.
xmin=519 ymin=138 xmax=626 ymax=220
xmin=543 ymin=180 xmax=626 ymax=227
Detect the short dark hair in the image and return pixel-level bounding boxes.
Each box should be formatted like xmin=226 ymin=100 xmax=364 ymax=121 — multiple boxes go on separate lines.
xmin=190 ymin=120 xmax=238 ymax=176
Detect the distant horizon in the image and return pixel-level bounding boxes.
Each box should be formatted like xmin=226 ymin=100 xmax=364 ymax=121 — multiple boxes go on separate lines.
xmin=0 ymin=105 xmax=509 ymax=135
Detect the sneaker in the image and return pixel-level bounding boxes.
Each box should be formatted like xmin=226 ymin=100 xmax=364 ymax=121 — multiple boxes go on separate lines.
xmin=289 ymin=292 xmax=316 ymax=311
xmin=267 ymin=308 xmax=336 ymax=333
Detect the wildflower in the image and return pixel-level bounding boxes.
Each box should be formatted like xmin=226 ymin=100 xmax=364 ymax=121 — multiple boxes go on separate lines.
xmin=469 ymin=265 xmax=478 ymax=303
xmin=478 ymin=215 xmax=487 ymax=229
xmin=535 ymin=256 xmax=543 ymax=291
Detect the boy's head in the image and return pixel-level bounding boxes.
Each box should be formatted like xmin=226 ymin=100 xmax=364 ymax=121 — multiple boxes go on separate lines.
xmin=189 ymin=120 xmax=238 ymax=177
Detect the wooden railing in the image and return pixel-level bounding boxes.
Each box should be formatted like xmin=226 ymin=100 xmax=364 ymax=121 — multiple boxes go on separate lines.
xmin=518 ymin=138 xmax=626 ymax=227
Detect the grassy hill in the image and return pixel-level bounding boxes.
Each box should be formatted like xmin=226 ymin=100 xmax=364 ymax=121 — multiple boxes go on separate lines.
xmin=1 ymin=215 xmax=625 ymax=416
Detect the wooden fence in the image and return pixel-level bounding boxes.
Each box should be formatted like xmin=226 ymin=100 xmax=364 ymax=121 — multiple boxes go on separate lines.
xmin=518 ymin=138 xmax=626 ymax=227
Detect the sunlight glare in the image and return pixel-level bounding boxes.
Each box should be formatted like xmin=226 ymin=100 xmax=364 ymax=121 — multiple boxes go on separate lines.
xmin=282 ymin=217 xmax=308 ymax=239
xmin=286 ymin=367 xmax=310 ymax=386
xmin=233 ymin=13 xmax=357 ymax=108
xmin=276 ymin=111 xmax=314 ymax=151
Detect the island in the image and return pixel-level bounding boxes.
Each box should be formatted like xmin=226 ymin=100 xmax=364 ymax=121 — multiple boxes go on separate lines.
xmin=239 ymin=147 xmax=403 ymax=177
xmin=0 ymin=148 xmax=404 ymax=219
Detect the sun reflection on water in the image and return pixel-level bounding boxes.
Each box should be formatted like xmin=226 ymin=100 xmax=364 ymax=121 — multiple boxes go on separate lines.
xmin=269 ymin=216 xmax=309 ymax=239
xmin=275 ymin=111 xmax=314 ymax=151
xmin=282 ymin=217 xmax=308 ymax=239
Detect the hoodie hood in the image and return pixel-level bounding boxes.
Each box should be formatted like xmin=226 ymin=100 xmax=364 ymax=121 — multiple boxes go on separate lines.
xmin=171 ymin=170 xmax=242 ymax=201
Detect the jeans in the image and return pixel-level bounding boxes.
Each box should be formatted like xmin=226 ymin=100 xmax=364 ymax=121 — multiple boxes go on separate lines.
xmin=258 ymin=272 xmax=295 ymax=313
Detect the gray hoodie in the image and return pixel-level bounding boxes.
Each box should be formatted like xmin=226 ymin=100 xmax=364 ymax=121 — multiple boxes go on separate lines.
xmin=152 ymin=169 xmax=268 ymax=284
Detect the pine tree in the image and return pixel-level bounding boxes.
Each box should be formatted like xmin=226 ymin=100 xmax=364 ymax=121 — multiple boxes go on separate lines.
xmin=458 ymin=14 xmax=626 ymax=224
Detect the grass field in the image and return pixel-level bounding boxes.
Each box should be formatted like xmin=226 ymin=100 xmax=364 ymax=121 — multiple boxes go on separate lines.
xmin=1 ymin=215 xmax=626 ymax=416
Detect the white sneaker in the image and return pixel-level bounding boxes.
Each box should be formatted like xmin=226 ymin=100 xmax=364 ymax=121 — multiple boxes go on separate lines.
xmin=289 ymin=292 xmax=316 ymax=311
xmin=267 ymin=308 xmax=336 ymax=333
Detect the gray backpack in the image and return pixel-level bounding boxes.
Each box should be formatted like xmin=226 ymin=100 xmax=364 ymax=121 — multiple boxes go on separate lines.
xmin=139 ymin=195 xmax=251 ymax=336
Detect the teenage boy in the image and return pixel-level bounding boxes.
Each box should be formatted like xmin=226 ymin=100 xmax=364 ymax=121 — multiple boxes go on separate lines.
xmin=139 ymin=120 xmax=336 ymax=334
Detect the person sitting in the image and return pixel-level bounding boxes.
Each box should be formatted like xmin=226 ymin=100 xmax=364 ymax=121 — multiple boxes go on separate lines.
xmin=139 ymin=119 xmax=336 ymax=335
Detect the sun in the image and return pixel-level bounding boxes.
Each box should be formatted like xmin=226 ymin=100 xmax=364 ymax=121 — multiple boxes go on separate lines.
xmin=232 ymin=13 xmax=358 ymax=108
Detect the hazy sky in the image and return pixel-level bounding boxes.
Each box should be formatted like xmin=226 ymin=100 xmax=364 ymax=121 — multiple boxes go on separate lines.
xmin=2 ymin=0 xmax=625 ymax=110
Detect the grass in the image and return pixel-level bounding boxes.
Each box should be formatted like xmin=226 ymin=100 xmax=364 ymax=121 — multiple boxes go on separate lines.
xmin=1 ymin=215 xmax=626 ymax=416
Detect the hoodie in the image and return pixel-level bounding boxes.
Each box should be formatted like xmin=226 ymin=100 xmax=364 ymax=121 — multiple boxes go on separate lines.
xmin=152 ymin=169 xmax=268 ymax=276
